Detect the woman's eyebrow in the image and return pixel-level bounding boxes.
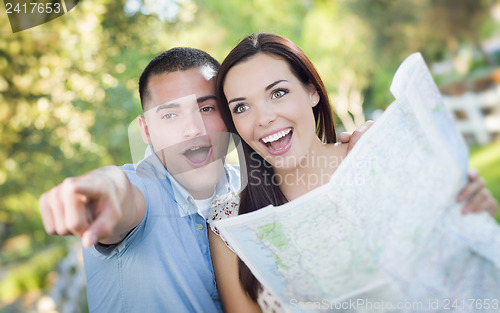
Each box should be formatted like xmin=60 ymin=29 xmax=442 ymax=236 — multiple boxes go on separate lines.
xmin=228 ymin=97 xmax=246 ymax=105
xmin=265 ymin=80 xmax=287 ymax=91
xmin=227 ymin=80 xmax=288 ymax=105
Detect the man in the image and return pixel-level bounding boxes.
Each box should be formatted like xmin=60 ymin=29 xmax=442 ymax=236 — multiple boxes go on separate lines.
xmin=40 ymin=48 xmax=239 ymax=312
xmin=39 ymin=47 xmax=496 ymax=312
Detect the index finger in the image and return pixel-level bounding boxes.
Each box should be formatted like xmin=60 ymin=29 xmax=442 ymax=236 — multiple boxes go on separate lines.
xmin=60 ymin=178 xmax=91 ymax=236
xmin=39 ymin=192 xmax=56 ymax=234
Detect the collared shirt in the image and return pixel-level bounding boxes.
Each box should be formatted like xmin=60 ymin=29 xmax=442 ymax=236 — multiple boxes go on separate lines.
xmin=142 ymin=145 xmax=239 ymax=218
xmin=83 ymin=147 xmax=240 ymax=313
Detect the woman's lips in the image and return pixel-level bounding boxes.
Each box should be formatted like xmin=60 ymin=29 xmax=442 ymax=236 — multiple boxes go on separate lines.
xmin=259 ymin=127 xmax=294 ymax=156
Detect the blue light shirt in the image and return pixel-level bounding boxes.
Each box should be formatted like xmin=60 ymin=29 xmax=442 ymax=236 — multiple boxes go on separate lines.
xmin=82 ymin=147 xmax=240 ymax=313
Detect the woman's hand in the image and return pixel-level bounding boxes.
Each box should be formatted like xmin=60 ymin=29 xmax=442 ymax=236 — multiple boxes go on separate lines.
xmin=340 ymin=123 xmax=498 ymax=218
xmin=339 ymin=121 xmax=375 ymax=154
xmin=458 ymin=169 xmax=498 ymax=217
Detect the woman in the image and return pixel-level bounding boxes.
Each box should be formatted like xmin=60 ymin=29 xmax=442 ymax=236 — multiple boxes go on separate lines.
xmin=208 ymin=33 xmax=498 ymax=312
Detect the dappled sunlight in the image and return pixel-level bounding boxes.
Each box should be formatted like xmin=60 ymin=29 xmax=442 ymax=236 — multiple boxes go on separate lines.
xmin=2 ymin=0 xmax=500 ymax=311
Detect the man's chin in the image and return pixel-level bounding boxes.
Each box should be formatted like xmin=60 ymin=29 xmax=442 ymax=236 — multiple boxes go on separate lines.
xmin=171 ymin=160 xmax=225 ymax=198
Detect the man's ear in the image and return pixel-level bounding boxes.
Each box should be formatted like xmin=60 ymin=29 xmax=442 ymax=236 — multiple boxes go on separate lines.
xmin=308 ymin=84 xmax=320 ymax=107
xmin=137 ymin=115 xmax=152 ymax=145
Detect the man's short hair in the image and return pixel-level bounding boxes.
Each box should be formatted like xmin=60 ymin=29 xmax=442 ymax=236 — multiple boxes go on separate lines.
xmin=138 ymin=47 xmax=220 ymax=111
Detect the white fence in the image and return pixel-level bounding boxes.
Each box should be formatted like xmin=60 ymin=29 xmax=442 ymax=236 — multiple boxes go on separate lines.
xmin=442 ymin=86 xmax=500 ymax=146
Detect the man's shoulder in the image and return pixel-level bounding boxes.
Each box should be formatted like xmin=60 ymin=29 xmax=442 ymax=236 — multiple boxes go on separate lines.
xmin=120 ymin=163 xmax=135 ymax=172
xmin=119 ymin=163 xmax=146 ymax=184
xmin=118 ymin=163 xmax=165 ymax=200
xmin=224 ymin=163 xmax=240 ymax=173
xmin=120 ymin=156 xmax=164 ymax=180
xmin=223 ymin=163 xmax=241 ymax=191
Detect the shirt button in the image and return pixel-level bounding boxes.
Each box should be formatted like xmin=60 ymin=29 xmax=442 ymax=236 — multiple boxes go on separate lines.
xmin=182 ymin=204 xmax=187 ymax=210
xmin=197 ymin=224 xmax=204 ymax=230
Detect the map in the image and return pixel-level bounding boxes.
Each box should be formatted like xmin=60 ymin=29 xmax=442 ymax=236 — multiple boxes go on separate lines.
xmin=215 ymin=53 xmax=500 ymax=312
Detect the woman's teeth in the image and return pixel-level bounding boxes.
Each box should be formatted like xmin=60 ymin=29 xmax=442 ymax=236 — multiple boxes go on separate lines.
xmin=262 ymin=128 xmax=292 ymax=143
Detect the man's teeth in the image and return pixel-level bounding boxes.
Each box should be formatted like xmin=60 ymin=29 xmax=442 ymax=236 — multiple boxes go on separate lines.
xmin=262 ymin=128 xmax=291 ymax=143
xmin=185 ymin=146 xmax=208 ymax=154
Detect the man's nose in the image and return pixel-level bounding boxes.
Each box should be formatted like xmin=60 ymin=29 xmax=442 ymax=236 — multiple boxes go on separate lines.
xmin=183 ymin=111 xmax=206 ymax=138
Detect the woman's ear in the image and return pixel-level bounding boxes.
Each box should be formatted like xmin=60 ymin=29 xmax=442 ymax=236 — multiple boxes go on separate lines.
xmin=137 ymin=115 xmax=152 ymax=145
xmin=308 ymin=84 xmax=320 ymax=107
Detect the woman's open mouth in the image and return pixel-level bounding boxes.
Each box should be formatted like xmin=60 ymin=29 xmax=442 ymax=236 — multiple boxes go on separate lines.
xmin=259 ymin=127 xmax=293 ymax=156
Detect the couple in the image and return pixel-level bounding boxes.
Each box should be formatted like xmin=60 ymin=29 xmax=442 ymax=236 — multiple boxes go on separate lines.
xmin=39 ymin=33 xmax=498 ymax=312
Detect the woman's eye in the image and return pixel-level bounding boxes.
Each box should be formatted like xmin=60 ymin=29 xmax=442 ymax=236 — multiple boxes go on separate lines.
xmin=271 ymin=89 xmax=288 ymax=99
xmin=233 ymin=104 xmax=249 ymax=114
xmin=162 ymin=113 xmax=176 ymax=119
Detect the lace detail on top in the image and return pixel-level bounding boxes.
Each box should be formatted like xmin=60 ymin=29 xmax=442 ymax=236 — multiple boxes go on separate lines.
xmin=206 ymin=191 xmax=240 ymax=252
xmin=257 ymin=289 xmax=284 ymax=313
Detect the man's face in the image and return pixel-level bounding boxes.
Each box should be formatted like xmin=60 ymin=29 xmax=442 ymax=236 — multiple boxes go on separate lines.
xmin=138 ymin=67 xmax=229 ymax=199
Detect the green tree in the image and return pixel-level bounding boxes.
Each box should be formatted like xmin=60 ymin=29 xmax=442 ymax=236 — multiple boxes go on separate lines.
xmin=0 ymin=0 xmax=188 ymax=306
xmin=343 ymin=0 xmax=498 ymax=109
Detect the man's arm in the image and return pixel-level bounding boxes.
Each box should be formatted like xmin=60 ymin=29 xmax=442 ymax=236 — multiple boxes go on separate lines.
xmin=39 ymin=165 xmax=146 ymax=248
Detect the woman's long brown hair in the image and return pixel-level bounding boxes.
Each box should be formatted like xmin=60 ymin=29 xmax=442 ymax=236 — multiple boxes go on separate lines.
xmin=215 ymin=33 xmax=337 ymax=301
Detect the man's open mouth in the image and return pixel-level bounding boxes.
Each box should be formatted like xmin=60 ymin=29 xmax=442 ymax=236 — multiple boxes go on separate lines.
xmin=183 ymin=146 xmax=212 ymax=166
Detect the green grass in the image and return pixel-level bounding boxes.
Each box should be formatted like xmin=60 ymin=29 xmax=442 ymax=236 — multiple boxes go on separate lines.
xmin=469 ymin=139 xmax=500 ymax=220
xmin=0 ymin=244 xmax=67 ymax=304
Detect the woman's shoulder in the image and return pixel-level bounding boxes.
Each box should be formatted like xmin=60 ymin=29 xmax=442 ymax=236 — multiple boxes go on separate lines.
xmin=325 ymin=142 xmax=348 ymax=173
xmin=331 ymin=142 xmax=348 ymax=159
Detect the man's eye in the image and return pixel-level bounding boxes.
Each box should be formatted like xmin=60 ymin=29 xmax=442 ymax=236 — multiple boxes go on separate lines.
xmin=200 ymin=106 xmax=214 ymax=113
xmin=162 ymin=113 xmax=176 ymax=119
xmin=271 ymin=89 xmax=287 ymax=99
xmin=233 ymin=104 xmax=249 ymax=114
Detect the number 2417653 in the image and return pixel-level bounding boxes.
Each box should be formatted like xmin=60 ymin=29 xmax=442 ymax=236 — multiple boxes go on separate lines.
xmin=6 ymin=2 xmax=62 ymax=14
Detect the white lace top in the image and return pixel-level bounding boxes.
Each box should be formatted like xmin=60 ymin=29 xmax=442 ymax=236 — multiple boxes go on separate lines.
xmin=207 ymin=192 xmax=284 ymax=313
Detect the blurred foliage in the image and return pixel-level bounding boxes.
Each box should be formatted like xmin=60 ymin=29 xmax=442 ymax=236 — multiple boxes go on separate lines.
xmin=0 ymin=244 xmax=67 ymax=303
xmin=345 ymin=0 xmax=497 ymax=109
xmin=1 ymin=0 xmax=500 ymax=310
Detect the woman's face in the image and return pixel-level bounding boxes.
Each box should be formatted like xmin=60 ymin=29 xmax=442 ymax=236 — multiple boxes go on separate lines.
xmin=223 ymin=52 xmax=320 ymax=171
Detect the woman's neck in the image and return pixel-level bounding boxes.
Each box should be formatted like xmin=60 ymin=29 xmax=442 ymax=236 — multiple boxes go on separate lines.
xmin=274 ymin=140 xmax=348 ymax=201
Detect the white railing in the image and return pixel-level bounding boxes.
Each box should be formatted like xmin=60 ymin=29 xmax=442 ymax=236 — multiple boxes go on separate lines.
xmin=442 ymin=86 xmax=500 ymax=145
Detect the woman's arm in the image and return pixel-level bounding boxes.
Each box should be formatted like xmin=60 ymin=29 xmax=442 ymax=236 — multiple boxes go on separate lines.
xmin=209 ymin=229 xmax=262 ymax=313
